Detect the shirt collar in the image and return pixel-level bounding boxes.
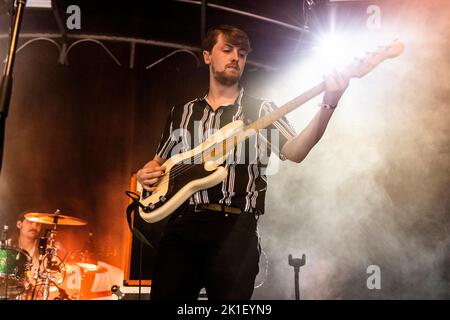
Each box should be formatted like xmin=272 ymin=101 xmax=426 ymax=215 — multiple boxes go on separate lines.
xmin=199 ymin=86 xmax=245 ymax=108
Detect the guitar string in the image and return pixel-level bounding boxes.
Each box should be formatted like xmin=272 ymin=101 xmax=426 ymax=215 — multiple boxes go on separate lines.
xmin=152 ymin=111 xmax=281 ymax=184
xmin=148 ymin=125 xmax=266 ymax=192
xmin=154 ymin=143 xmax=233 ymax=189
xmin=165 ymin=126 xmax=259 ymax=179
xmin=147 ymin=135 xmax=240 ymax=192
xmin=156 ymin=125 xmax=257 ymax=181
xmin=160 ymin=133 xmax=239 ymax=179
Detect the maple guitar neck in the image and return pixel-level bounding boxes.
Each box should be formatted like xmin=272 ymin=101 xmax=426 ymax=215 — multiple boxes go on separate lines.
xmin=243 ymin=81 xmax=325 ymax=137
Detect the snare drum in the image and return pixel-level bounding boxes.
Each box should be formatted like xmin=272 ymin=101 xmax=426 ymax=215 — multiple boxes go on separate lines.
xmin=0 ymin=246 xmax=32 ymax=299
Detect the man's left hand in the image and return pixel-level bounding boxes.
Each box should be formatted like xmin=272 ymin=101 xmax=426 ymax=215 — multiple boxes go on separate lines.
xmin=323 ymin=70 xmax=349 ymax=107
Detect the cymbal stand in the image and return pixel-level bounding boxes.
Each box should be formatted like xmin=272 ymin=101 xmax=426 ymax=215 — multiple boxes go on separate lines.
xmin=33 ymin=212 xmax=64 ymax=300
xmin=42 ymin=227 xmax=57 ymax=300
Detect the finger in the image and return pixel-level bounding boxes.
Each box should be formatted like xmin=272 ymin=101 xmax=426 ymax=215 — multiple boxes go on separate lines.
xmin=140 ymin=167 xmax=157 ymax=174
xmin=328 ymin=71 xmax=348 ymax=90
xmin=137 ymin=173 xmax=157 ymax=183
xmin=157 ymin=166 xmax=167 ymax=174
xmin=337 ymin=74 xmax=349 ymax=88
xmin=141 ymin=169 xmax=166 ymax=178
xmin=141 ymin=180 xmax=158 ymax=187
xmin=144 ymin=178 xmax=159 ymax=185
xmin=334 ymin=74 xmax=346 ymax=88
xmin=332 ymin=70 xmax=345 ymax=83
xmin=143 ymin=164 xmax=166 ymax=172
xmin=142 ymin=184 xmax=152 ymax=191
xmin=325 ymin=75 xmax=338 ymax=90
xmin=150 ymin=171 xmax=166 ymax=179
xmin=330 ymin=69 xmax=341 ymax=80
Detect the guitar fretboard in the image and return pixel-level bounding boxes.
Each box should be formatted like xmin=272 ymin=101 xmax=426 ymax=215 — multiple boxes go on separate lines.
xmin=243 ymin=81 xmax=325 ymax=137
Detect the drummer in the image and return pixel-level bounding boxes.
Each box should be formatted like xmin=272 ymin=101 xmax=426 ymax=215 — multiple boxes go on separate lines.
xmin=13 ymin=213 xmax=69 ymax=275
xmin=13 ymin=212 xmax=43 ymax=276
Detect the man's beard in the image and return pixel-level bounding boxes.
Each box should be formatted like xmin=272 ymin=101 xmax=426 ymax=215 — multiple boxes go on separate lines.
xmin=212 ymin=65 xmax=241 ymax=86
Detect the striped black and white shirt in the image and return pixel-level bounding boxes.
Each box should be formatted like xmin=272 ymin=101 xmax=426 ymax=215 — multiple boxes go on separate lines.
xmin=156 ymin=88 xmax=297 ymax=214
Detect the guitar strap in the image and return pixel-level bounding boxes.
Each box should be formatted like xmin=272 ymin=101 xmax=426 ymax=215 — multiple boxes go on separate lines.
xmin=125 ymin=195 xmax=189 ymax=250
xmin=125 ymin=200 xmax=155 ymax=250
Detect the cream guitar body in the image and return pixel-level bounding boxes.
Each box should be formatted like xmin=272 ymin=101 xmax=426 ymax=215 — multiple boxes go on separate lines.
xmin=138 ymin=120 xmax=245 ymax=223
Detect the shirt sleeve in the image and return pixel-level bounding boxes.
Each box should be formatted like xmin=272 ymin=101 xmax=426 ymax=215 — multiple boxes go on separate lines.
xmin=258 ymin=100 xmax=297 ymax=161
xmin=155 ymin=106 xmax=176 ymax=160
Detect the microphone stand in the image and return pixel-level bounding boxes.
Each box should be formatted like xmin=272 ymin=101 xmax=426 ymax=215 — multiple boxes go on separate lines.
xmin=138 ymin=239 xmax=143 ymax=300
xmin=0 ymin=0 xmax=27 ymax=173
xmin=288 ymin=254 xmax=306 ymax=300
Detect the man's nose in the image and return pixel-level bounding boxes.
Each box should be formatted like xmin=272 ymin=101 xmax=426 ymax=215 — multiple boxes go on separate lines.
xmin=230 ymin=49 xmax=239 ymax=61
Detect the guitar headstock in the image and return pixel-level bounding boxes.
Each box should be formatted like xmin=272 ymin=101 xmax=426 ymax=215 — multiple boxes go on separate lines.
xmin=344 ymin=40 xmax=405 ymax=79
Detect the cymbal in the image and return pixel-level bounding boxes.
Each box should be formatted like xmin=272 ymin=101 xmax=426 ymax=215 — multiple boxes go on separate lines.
xmin=24 ymin=212 xmax=87 ymax=226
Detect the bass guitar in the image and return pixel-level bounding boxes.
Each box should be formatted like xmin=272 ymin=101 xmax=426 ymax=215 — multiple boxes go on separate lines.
xmin=137 ymin=40 xmax=405 ymax=223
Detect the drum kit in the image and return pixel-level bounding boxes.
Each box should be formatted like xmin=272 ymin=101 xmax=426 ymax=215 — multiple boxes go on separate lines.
xmin=0 ymin=210 xmax=102 ymax=300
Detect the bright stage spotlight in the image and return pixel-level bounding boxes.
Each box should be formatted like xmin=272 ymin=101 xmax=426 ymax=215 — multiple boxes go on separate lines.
xmin=267 ymin=29 xmax=400 ymax=130
xmin=313 ymin=33 xmax=350 ymax=69
xmin=312 ymin=31 xmax=399 ymax=73
xmin=312 ymin=32 xmax=371 ymax=73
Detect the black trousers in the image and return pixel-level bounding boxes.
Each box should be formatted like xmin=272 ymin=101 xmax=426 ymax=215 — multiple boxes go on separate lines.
xmin=150 ymin=205 xmax=260 ymax=300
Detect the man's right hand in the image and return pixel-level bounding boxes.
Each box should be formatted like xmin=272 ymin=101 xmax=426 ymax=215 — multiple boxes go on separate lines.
xmin=136 ymin=159 xmax=166 ymax=192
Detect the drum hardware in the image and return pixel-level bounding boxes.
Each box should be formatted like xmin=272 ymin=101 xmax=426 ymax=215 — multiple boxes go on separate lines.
xmin=111 ymin=285 xmax=124 ymax=300
xmin=32 ymin=227 xmax=65 ymax=300
xmin=0 ymin=225 xmax=12 ymax=248
xmin=1 ymin=225 xmax=8 ymax=246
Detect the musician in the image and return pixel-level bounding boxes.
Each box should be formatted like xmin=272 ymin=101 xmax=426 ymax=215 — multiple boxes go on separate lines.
xmin=14 ymin=213 xmax=43 ymax=277
xmin=136 ymin=25 xmax=349 ymax=299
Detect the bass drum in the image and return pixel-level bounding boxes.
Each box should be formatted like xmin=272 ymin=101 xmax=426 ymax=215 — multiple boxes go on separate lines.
xmin=0 ymin=246 xmax=32 ymax=299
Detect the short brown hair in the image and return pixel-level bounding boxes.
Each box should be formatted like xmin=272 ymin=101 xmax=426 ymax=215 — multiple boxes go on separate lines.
xmin=202 ymin=24 xmax=251 ymax=54
xmin=16 ymin=212 xmax=27 ymax=222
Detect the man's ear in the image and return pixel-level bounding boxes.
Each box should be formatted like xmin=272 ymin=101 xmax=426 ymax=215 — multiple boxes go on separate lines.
xmin=17 ymin=220 xmax=22 ymax=229
xmin=203 ymin=50 xmax=211 ymax=65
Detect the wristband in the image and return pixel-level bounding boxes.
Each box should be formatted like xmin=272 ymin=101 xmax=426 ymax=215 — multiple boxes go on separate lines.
xmin=319 ymin=103 xmax=337 ymax=110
